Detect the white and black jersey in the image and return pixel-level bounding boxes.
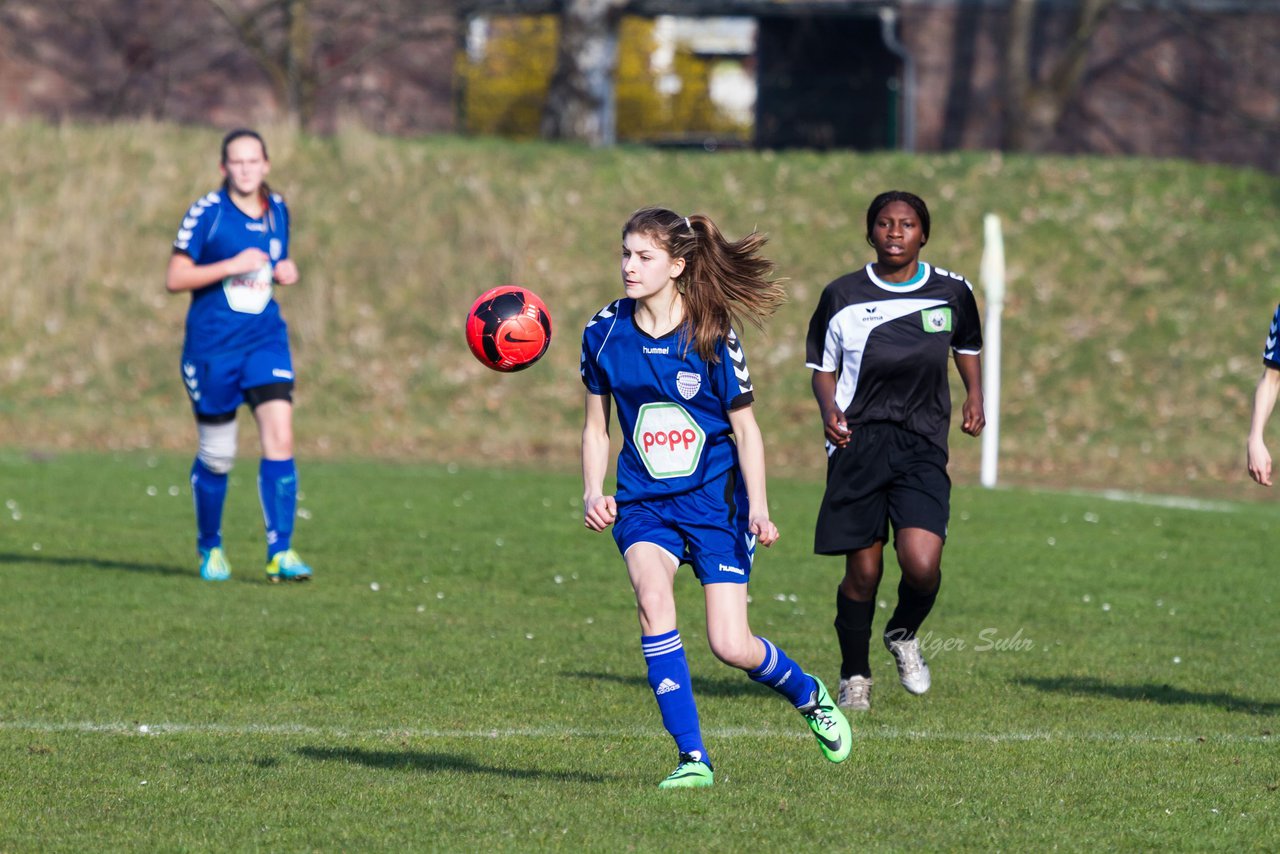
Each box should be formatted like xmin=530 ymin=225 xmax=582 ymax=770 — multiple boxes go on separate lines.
xmin=805 ymin=262 xmax=982 ymax=452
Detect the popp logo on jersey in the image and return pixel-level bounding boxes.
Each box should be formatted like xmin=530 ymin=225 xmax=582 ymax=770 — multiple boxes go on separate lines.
xmin=633 ymin=402 xmax=706 ymax=479
xmin=223 ymin=265 xmax=273 ymax=315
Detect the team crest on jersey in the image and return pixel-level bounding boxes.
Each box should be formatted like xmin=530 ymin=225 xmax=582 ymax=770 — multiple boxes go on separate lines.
xmin=921 ymin=307 xmax=953 ymax=332
xmin=675 ymin=371 xmax=702 ymax=400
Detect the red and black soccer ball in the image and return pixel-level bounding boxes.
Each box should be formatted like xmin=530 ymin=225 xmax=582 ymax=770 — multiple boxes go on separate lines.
xmin=465 ymin=286 xmax=553 ymax=372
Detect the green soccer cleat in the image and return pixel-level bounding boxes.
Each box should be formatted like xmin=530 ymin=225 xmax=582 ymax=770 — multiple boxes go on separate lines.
xmin=266 ymin=549 xmax=313 ymax=583
xmin=657 ymin=753 xmax=714 ymax=789
xmin=198 ymin=547 xmax=231 ymax=582
xmin=799 ymin=675 xmax=853 ymax=763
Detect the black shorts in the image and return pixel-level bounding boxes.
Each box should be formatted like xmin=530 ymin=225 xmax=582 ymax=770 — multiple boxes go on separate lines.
xmin=814 ymin=422 xmax=950 ymax=555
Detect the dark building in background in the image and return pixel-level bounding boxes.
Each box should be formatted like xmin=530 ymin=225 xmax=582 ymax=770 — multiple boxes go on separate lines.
xmin=754 ymin=12 xmax=899 ymax=150
xmin=1 ymin=0 xmax=1278 ymax=172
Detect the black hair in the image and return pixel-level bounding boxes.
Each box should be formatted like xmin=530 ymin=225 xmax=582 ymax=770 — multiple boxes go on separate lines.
xmin=865 ymin=190 xmax=930 ymax=247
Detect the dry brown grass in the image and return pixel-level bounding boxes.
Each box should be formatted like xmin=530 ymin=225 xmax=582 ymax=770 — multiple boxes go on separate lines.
xmin=3 ymin=120 xmax=1279 ymax=499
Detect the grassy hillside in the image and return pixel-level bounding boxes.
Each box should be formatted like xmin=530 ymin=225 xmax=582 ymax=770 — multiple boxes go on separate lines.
xmin=2 ymin=120 xmax=1279 ymax=498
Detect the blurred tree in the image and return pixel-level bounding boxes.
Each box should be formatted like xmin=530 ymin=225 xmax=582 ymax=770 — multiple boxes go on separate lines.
xmin=461 ymin=14 xmax=749 ymax=143
xmin=203 ymin=0 xmax=453 ymax=128
xmin=458 ymin=15 xmax=558 ymax=138
xmin=1003 ymin=0 xmax=1117 ymax=151
xmin=540 ymin=0 xmax=628 ymax=144
xmin=0 ymin=0 xmax=206 ymax=118
xmin=0 ymin=0 xmax=455 ymax=130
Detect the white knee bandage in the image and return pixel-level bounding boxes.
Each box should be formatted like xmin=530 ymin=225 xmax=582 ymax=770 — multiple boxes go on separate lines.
xmin=197 ymin=420 xmax=239 ymax=474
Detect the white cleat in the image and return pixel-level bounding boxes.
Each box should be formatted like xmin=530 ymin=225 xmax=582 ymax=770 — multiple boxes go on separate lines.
xmin=837 ymin=675 xmax=873 ymax=712
xmin=884 ymin=635 xmax=931 ymax=695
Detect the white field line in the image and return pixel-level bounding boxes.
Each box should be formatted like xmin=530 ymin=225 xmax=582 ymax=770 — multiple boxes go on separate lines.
xmin=1035 ymin=487 xmax=1241 ymax=513
xmin=0 ymin=719 xmax=1271 ymax=744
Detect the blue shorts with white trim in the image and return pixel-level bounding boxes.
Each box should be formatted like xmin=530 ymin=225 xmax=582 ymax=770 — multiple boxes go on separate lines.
xmin=612 ymin=466 xmax=755 ymax=585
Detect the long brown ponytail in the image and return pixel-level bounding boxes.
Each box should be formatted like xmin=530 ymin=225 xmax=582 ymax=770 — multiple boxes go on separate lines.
xmin=621 ymin=207 xmax=785 ymax=364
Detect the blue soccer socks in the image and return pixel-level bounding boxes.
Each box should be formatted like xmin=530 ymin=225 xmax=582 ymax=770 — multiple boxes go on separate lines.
xmin=191 ymin=455 xmax=308 ymax=582
xmin=642 ymin=630 xmax=707 ymax=765
xmin=190 ymin=457 xmax=227 ymax=552
xmin=258 ymin=457 xmax=298 ymax=559
xmin=747 ymin=636 xmax=817 ymax=708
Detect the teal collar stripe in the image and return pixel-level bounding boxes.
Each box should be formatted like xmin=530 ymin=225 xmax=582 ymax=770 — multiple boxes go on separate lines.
xmin=880 ymin=263 xmax=927 ymax=289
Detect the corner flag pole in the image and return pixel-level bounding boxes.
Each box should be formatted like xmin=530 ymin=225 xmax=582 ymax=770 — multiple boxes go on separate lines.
xmin=979 ymin=213 xmax=1005 ymax=488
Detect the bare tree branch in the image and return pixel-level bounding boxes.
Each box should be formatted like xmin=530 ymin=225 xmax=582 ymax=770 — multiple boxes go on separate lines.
xmin=1003 ymin=0 xmax=1119 ymax=152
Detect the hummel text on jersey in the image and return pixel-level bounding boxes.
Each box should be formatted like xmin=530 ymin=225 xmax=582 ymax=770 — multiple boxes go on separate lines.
xmin=643 ymin=345 xmax=670 ymax=354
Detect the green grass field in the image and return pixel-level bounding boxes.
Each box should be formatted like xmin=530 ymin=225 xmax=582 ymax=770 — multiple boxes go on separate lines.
xmin=1 ymin=452 xmax=1275 ymax=851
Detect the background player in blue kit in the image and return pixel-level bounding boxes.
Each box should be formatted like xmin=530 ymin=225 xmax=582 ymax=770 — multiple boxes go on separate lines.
xmin=581 ymin=206 xmax=852 ymax=789
xmin=165 ymin=129 xmax=313 ymax=583
xmin=806 ymin=191 xmax=984 ymax=713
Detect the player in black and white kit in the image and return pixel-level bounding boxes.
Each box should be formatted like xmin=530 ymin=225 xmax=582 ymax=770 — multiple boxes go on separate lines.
xmin=805 ymin=191 xmax=984 ymax=713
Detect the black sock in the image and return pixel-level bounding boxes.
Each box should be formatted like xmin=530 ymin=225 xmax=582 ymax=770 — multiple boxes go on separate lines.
xmin=834 ymin=588 xmax=875 ymax=679
xmin=884 ymin=573 xmax=940 ymax=643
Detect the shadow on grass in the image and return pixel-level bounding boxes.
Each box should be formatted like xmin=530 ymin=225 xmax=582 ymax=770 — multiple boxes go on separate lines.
xmin=1016 ymin=675 xmax=1280 ymax=715
xmin=296 ymin=746 xmax=617 ymax=783
xmin=563 ymin=670 xmax=771 ymax=699
xmin=0 ymin=549 xmax=191 ymax=578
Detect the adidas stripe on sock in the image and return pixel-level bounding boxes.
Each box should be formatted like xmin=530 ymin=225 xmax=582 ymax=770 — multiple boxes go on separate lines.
xmin=747 ymin=636 xmax=816 ymax=707
xmin=642 ymin=629 xmax=706 ymax=762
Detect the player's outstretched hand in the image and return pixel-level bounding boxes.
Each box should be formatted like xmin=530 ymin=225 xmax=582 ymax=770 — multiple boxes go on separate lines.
xmin=584 ymin=494 xmax=618 ymax=531
xmin=750 ymin=516 xmax=779 ymax=548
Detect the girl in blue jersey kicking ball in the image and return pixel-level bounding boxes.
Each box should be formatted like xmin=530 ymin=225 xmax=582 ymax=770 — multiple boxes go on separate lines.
xmin=166 ymin=129 xmax=313 ymax=583
xmin=580 ymin=207 xmax=852 ymax=788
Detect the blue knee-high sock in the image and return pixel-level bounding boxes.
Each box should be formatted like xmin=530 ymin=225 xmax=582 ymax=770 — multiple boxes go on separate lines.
xmin=747 ymin=636 xmax=818 ymax=708
xmin=642 ymin=630 xmax=707 ymax=763
xmin=190 ymin=457 xmax=227 ymax=552
xmin=258 ymin=458 xmax=297 ymax=559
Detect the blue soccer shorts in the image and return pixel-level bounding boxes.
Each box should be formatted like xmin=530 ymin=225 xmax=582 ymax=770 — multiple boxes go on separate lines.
xmin=181 ymin=341 xmax=294 ymax=421
xmin=612 ymin=467 xmax=756 ymax=585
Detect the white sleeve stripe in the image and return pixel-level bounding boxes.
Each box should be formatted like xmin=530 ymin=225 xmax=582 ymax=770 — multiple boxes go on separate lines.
xmin=726 ymin=329 xmax=752 ymax=393
xmin=589 ymin=300 xmax=621 ymax=362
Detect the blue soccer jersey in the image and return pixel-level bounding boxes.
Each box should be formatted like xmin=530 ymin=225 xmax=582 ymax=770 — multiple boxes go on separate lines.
xmin=580 ymin=298 xmax=755 ymax=504
xmin=1263 ymin=303 xmax=1280 ymax=369
xmin=173 ymin=188 xmax=290 ymax=358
